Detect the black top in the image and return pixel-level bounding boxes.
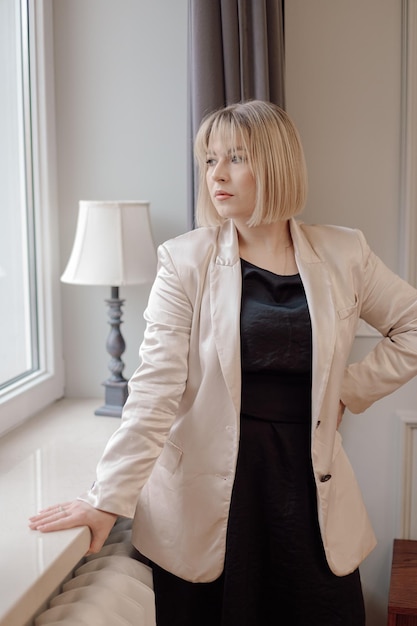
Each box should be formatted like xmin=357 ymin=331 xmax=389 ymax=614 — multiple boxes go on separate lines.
xmin=240 ymin=259 xmax=312 ymax=421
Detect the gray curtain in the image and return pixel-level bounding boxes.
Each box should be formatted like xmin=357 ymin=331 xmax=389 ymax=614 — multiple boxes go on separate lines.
xmin=188 ymin=0 xmax=286 ymax=225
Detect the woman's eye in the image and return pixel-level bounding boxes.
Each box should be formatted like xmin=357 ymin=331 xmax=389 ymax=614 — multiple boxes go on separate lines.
xmin=231 ymin=154 xmax=245 ymax=163
xmin=206 ymin=158 xmax=216 ymax=166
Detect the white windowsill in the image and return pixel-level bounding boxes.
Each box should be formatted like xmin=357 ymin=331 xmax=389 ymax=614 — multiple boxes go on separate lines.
xmin=0 ymin=398 xmax=120 ymax=626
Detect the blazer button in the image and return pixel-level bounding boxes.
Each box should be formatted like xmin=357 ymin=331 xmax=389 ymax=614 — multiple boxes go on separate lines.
xmin=320 ymin=474 xmax=332 ymax=482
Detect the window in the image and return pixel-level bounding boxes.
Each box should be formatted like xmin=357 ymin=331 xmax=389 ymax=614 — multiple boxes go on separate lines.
xmin=0 ymin=0 xmax=39 ymax=390
xmin=0 ymin=0 xmax=64 ymax=436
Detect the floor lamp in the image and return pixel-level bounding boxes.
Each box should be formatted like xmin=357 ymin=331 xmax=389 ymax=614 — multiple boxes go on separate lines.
xmin=61 ymin=200 xmax=157 ymax=417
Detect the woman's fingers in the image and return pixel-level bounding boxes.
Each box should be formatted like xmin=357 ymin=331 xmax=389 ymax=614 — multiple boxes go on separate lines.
xmin=28 ymin=500 xmax=118 ymax=554
xmin=29 ymin=502 xmax=74 ymax=530
xmin=87 ymin=516 xmax=117 ymax=554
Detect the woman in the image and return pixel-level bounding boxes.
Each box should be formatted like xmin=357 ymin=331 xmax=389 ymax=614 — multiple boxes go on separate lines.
xmin=30 ymin=100 xmax=417 ymax=625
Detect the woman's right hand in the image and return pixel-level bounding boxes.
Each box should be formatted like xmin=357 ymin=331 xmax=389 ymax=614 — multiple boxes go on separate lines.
xmin=29 ymin=499 xmax=118 ymax=554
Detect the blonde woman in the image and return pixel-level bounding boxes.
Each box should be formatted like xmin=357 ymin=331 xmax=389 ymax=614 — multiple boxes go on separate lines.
xmin=30 ymin=101 xmax=417 ymax=625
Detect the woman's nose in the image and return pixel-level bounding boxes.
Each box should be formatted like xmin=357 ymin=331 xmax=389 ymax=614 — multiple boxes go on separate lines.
xmin=212 ymin=161 xmax=228 ymax=181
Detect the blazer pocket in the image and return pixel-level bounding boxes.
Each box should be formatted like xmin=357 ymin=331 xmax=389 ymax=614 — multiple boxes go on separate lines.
xmin=158 ymin=439 xmax=183 ymax=474
xmin=338 ymin=295 xmax=359 ymax=320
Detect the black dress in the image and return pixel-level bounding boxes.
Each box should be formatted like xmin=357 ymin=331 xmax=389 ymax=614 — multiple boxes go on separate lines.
xmin=152 ymin=260 xmax=365 ymax=626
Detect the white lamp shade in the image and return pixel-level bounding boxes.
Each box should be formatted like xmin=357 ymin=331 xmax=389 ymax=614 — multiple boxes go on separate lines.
xmin=61 ymin=201 xmax=157 ymax=286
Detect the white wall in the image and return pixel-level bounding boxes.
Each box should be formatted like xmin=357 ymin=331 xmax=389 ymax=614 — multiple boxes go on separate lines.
xmin=285 ymin=0 xmax=402 ymax=269
xmin=53 ymin=0 xmax=189 ymax=398
xmin=285 ymin=2 xmax=412 ymax=625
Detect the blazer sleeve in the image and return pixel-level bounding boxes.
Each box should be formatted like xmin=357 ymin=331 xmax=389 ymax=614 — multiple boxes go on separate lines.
xmin=79 ymin=243 xmax=193 ymax=518
xmin=341 ymin=230 xmax=417 ymax=414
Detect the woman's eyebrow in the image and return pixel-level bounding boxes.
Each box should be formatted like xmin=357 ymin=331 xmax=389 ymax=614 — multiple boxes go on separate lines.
xmin=206 ymin=146 xmax=245 ymax=155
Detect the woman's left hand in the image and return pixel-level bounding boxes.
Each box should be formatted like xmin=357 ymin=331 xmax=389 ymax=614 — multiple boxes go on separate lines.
xmin=29 ymin=500 xmax=118 ymax=554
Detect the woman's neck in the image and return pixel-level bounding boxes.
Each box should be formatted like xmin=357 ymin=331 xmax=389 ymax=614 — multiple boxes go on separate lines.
xmin=236 ymin=219 xmax=297 ymax=275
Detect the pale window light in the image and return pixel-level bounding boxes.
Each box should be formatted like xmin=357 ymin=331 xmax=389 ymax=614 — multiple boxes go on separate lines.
xmin=0 ymin=0 xmax=64 ymax=436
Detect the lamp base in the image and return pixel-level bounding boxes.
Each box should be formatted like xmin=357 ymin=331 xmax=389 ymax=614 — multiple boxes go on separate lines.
xmin=95 ymin=380 xmax=128 ymax=417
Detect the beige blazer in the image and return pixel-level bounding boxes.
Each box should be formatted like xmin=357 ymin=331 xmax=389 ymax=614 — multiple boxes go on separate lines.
xmin=82 ymin=218 xmax=417 ymax=581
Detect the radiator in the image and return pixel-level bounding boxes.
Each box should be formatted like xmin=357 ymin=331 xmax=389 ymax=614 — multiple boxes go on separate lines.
xmin=34 ymin=517 xmax=156 ymax=625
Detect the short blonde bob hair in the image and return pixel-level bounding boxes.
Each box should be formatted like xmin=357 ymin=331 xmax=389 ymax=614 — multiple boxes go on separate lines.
xmin=194 ymin=100 xmax=308 ymax=228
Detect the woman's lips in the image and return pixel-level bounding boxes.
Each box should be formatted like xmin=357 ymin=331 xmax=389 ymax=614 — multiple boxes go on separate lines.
xmin=214 ymin=190 xmax=233 ymax=200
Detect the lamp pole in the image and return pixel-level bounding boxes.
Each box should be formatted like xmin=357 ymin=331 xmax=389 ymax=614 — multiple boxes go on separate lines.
xmin=95 ymin=285 xmax=129 ymax=417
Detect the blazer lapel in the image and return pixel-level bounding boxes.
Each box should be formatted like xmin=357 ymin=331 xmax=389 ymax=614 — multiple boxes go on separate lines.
xmin=210 ymin=220 xmax=242 ymax=415
xmin=290 ymin=219 xmax=337 ymax=430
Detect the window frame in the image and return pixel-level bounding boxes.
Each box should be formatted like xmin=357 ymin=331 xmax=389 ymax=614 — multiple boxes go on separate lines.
xmin=0 ymin=0 xmax=64 ymax=436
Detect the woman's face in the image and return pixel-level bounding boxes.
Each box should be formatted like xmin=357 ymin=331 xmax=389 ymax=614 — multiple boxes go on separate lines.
xmin=205 ymin=133 xmax=256 ymax=224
